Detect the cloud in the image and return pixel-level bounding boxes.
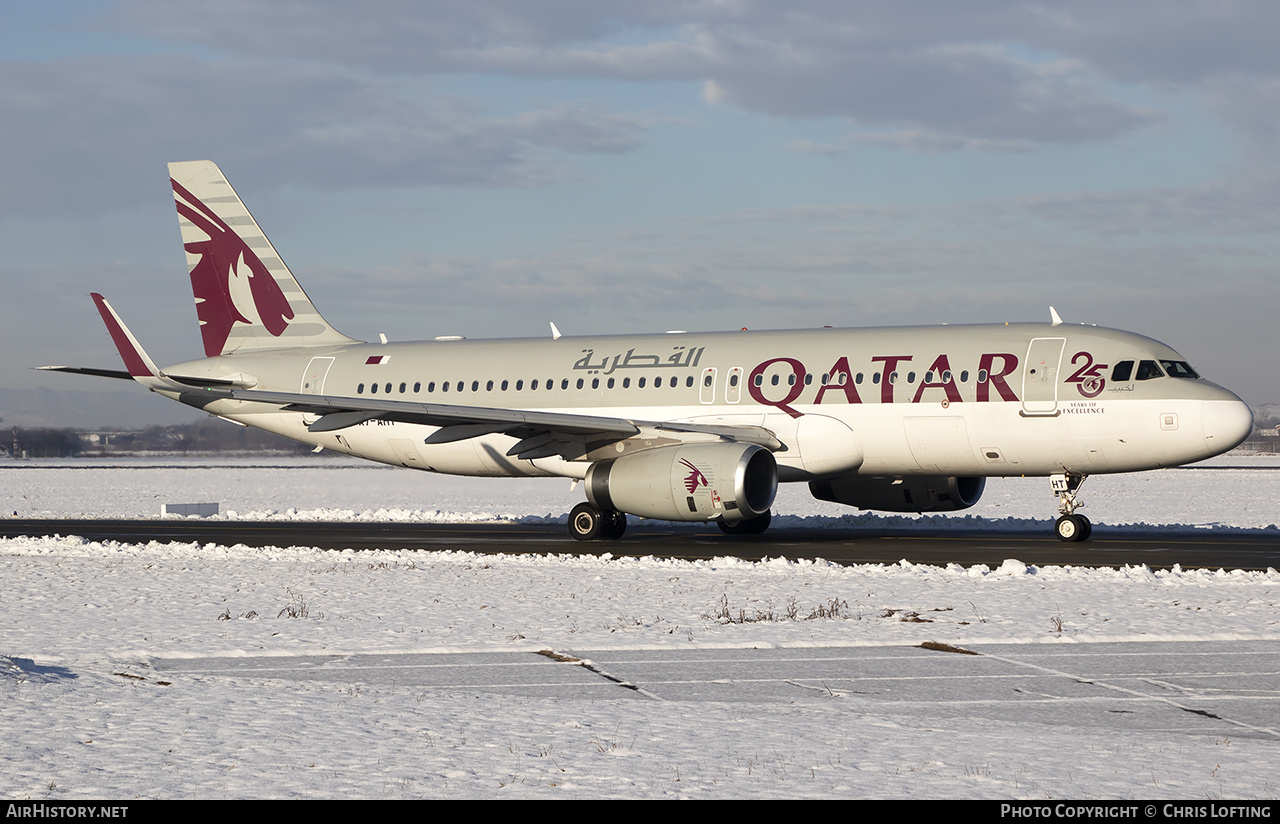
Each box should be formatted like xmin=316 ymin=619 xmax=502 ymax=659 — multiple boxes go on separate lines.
xmin=106 ymin=0 xmax=1180 ymax=148
xmin=0 ymin=56 xmax=651 ymax=218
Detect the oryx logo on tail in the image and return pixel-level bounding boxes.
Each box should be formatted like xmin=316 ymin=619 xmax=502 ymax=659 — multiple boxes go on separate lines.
xmin=172 ymin=178 xmax=294 ymax=357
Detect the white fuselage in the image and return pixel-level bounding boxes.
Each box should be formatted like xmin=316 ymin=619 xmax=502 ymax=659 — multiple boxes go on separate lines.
xmin=160 ymin=321 xmax=1253 ymax=483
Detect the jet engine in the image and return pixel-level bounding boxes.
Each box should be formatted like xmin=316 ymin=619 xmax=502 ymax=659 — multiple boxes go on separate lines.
xmin=586 ymin=442 xmax=777 ymax=523
xmin=809 ymin=474 xmax=985 ymax=513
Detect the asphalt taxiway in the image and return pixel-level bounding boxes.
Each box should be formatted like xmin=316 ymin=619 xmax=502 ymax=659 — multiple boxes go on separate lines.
xmin=3 ymin=518 xmax=1278 ymax=569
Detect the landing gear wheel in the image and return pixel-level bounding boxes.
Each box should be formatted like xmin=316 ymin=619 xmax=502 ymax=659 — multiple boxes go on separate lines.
xmin=569 ymin=502 xmax=604 ymax=541
xmin=603 ymin=510 xmax=627 ymax=540
xmin=569 ymin=503 xmax=626 ymax=541
xmin=1050 ymin=473 xmax=1092 ymax=543
xmin=1055 ymin=514 xmax=1092 ymax=543
xmin=718 ymin=510 xmax=772 ymax=536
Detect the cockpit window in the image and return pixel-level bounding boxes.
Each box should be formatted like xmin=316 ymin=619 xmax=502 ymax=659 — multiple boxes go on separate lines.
xmin=1136 ymin=360 xmax=1165 ymax=380
xmin=1160 ymin=360 xmax=1199 ymax=379
xmin=1112 ymin=360 xmax=1134 ymax=382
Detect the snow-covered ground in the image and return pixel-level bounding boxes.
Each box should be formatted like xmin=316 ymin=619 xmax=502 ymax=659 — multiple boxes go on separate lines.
xmin=2 ymin=454 xmax=1278 ymax=799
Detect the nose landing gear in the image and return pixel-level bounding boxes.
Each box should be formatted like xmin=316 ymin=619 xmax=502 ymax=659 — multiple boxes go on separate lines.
xmin=1051 ymin=473 xmax=1092 ymax=542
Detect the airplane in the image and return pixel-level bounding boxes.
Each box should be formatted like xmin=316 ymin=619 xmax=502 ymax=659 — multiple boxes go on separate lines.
xmin=41 ymin=160 xmax=1255 ymax=543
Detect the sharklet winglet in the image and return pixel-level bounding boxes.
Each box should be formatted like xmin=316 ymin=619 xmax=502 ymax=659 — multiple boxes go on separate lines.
xmin=89 ymin=294 xmax=192 ymax=393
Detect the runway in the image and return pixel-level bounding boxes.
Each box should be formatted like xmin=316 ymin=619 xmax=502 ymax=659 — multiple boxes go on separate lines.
xmin=3 ymin=517 xmax=1279 ymax=569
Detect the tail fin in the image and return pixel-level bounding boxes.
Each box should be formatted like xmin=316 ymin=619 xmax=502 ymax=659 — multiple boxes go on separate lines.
xmin=168 ymin=160 xmax=359 ymax=357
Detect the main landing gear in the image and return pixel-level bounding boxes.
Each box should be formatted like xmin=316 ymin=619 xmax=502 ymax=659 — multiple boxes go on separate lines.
xmin=568 ymin=502 xmax=626 ymax=541
xmin=717 ymin=510 xmax=772 ymax=536
xmin=1051 ymin=472 xmax=1092 ymax=542
xmin=566 ymin=503 xmax=775 ymax=540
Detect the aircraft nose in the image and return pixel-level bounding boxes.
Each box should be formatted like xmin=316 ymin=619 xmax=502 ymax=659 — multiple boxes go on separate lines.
xmin=1202 ymin=389 xmax=1254 ymax=455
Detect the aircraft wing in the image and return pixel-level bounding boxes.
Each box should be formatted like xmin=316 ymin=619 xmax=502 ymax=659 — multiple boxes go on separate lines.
xmin=50 ymin=292 xmax=782 ymax=462
xmin=188 ymin=384 xmax=784 ymax=460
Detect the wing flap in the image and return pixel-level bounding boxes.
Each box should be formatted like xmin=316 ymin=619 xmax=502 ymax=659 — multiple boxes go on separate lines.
xmin=196 ymin=385 xmax=642 ymax=439
xmin=189 ymin=384 xmax=782 ymax=457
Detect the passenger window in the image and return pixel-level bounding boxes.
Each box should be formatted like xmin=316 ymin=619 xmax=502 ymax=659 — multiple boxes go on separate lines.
xmin=1136 ymin=360 xmax=1164 ymax=380
xmin=413 ymin=382 xmax=421 ymax=393
xmin=622 ymin=377 xmax=630 ymax=388
xmin=357 ymin=383 xmax=365 ymax=394
xmin=516 ymin=380 xmax=523 ymax=390
xmin=1112 ymin=361 xmax=1134 ymax=382
xmin=592 ymin=378 xmax=599 ymax=389
xmin=576 ymin=378 xmax=584 ymax=389
xmin=370 ymin=383 xmax=378 ymax=394
xmin=686 ymin=376 xmax=694 ymax=388
xmin=384 ymin=383 xmax=392 ymax=394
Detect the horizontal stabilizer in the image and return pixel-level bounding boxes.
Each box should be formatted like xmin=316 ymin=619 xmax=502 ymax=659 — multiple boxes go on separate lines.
xmin=34 ymin=365 xmax=133 ymax=381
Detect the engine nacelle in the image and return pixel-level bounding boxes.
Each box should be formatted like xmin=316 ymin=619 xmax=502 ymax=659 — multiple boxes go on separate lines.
xmin=586 ymin=442 xmax=777 ymax=523
xmin=809 ymin=474 xmax=985 ymax=513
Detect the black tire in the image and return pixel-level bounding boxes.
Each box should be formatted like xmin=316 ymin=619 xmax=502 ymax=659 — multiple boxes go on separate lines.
xmin=718 ymin=509 xmax=772 ymax=535
xmin=569 ymin=502 xmax=605 ymax=541
xmin=603 ymin=510 xmax=627 ymax=540
xmin=1054 ymin=514 xmax=1090 ymax=543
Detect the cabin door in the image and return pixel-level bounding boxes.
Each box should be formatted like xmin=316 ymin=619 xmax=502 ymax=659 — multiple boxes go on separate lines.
xmin=299 ymin=357 xmax=335 ymax=426
xmin=1021 ymin=338 xmax=1065 ymax=415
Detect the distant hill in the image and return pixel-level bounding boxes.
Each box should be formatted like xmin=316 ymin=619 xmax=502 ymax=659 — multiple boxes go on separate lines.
xmin=0 ymin=386 xmax=207 ymax=429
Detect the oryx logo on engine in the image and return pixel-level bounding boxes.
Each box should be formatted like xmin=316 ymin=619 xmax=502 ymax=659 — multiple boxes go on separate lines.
xmin=680 ymin=458 xmax=708 ymax=494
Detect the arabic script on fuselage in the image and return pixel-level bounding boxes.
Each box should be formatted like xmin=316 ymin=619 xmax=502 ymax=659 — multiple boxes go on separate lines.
xmin=573 ymin=346 xmax=705 ymax=375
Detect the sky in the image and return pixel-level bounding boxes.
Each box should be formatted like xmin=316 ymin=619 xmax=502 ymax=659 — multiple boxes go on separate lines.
xmin=3 ymin=1 xmax=1278 ymax=407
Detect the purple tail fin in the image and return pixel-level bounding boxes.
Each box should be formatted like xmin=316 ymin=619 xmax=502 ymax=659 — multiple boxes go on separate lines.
xmin=168 ymin=161 xmax=357 ymax=357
